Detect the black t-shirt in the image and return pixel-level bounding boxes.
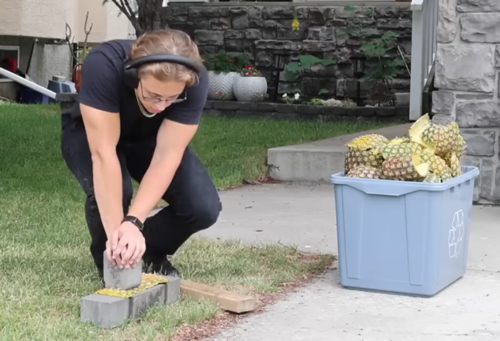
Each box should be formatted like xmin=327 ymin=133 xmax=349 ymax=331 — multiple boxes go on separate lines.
xmin=75 ymin=39 xmax=208 ymax=141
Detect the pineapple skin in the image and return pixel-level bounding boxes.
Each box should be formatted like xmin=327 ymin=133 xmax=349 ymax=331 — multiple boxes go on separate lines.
xmin=381 ymin=141 xmax=423 ymax=160
xmin=346 ymin=165 xmax=382 ymax=179
xmin=454 ymin=135 xmax=466 ymax=159
xmin=421 ymin=123 xmax=458 ymax=157
xmin=347 ymin=134 xmax=389 ymax=150
xmin=342 ymin=114 xmax=466 ymax=183
xmin=420 ymin=152 xmax=451 ymax=177
xmin=345 ymin=147 xmax=384 ymax=173
xmin=424 ymin=172 xmax=442 ymax=183
xmin=381 ymin=154 xmax=428 ymax=181
xmin=95 ymin=273 xmax=169 ymax=298
xmin=447 ymin=152 xmax=462 ymax=177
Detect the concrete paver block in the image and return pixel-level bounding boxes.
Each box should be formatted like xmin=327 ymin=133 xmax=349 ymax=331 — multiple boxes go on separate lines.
xmin=163 ymin=276 xmax=181 ymax=304
xmin=129 ymin=284 xmax=165 ymax=319
xmin=80 ymin=294 xmax=130 ymax=329
xmin=81 ymin=273 xmax=182 ymax=328
xmin=103 ymin=251 xmax=142 ymax=290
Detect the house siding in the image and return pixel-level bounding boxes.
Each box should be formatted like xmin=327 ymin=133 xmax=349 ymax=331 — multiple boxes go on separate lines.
xmin=0 ymin=0 xmax=134 ymax=88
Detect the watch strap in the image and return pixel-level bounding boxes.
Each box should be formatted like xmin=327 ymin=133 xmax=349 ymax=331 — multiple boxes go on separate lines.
xmin=122 ymin=215 xmax=144 ymax=231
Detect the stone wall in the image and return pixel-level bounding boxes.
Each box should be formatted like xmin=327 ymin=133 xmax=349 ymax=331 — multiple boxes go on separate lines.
xmin=165 ymin=3 xmax=413 ymax=100
xmin=433 ymin=0 xmax=500 ymax=203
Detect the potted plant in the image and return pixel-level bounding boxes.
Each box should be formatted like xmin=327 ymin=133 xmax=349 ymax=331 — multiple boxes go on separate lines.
xmin=203 ymin=51 xmax=249 ymax=101
xmin=71 ymin=11 xmax=93 ymax=93
xmin=234 ymin=65 xmax=268 ymax=102
xmin=73 ymin=46 xmax=92 ymax=93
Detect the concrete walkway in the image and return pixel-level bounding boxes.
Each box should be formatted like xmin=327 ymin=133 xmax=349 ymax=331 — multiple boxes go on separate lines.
xmin=198 ymin=183 xmax=500 ymax=341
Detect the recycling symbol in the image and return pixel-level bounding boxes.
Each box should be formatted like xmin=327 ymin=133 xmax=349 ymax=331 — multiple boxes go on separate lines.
xmin=448 ymin=209 xmax=465 ymax=259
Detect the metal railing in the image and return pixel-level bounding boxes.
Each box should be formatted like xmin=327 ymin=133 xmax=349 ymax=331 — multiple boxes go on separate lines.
xmin=409 ymin=0 xmax=439 ymax=121
xmin=0 ymin=67 xmax=56 ymax=100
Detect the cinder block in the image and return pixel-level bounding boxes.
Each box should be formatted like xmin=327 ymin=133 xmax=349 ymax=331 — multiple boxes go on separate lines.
xmin=103 ymin=250 xmax=142 ymax=290
xmin=129 ymin=284 xmax=165 ymax=318
xmin=80 ymin=294 xmax=130 ymax=329
xmin=163 ymin=276 xmax=181 ymax=304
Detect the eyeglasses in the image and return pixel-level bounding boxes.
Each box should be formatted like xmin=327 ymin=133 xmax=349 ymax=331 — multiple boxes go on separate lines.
xmin=140 ymin=81 xmax=187 ymax=104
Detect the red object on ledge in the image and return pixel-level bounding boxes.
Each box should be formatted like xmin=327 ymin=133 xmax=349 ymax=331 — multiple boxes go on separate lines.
xmin=73 ymin=64 xmax=83 ymax=93
xmin=1 ymin=57 xmax=17 ymax=72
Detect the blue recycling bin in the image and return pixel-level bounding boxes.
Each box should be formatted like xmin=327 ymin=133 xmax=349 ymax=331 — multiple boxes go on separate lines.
xmin=330 ymin=165 xmax=480 ymax=297
xmin=19 ymin=88 xmax=50 ymax=104
xmin=48 ymin=78 xmax=76 ymax=103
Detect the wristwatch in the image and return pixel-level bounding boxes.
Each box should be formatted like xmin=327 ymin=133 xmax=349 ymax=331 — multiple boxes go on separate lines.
xmin=122 ymin=215 xmax=144 ymax=231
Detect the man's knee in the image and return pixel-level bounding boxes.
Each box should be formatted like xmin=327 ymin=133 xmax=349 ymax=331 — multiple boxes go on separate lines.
xmin=190 ymin=198 xmax=221 ymax=231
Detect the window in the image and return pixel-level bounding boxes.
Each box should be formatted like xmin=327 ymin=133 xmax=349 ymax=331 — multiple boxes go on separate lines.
xmin=0 ymin=45 xmax=20 ymax=82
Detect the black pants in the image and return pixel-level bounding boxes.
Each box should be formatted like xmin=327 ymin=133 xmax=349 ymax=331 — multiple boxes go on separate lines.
xmin=60 ymin=117 xmax=221 ymax=271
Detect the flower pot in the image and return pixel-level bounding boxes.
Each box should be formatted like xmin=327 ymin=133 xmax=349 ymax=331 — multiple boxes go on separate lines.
xmin=395 ymin=92 xmax=410 ymax=106
xmin=72 ymin=63 xmax=83 ymax=93
xmin=234 ymin=76 xmax=268 ymax=102
xmin=207 ymin=71 xmax=240 ymax=101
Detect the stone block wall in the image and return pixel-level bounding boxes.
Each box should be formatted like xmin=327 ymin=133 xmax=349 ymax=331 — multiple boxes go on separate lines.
xmin=433 ymin=0 xmax=500 ymax=203
xmin=165 ymin=3 xmax=413 ymax=100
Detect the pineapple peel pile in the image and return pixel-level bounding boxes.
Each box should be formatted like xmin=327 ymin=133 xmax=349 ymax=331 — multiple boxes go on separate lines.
xmin=344 ymin=114 xmax=466 ymax=183
xmin=95 ymin=273 xmax=169 ymax=298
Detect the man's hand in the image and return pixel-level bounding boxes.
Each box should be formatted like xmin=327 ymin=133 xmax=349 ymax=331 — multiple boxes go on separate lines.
xmin=106 ymin=222 xmax=146 ymax=268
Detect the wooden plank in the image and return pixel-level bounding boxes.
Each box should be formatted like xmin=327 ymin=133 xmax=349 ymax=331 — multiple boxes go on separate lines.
xmin=180 ymin=280 xmax=256 ymax=314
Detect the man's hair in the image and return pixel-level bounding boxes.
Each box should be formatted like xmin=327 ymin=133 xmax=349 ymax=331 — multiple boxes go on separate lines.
xmin=130 ymin=29 xmax=202 ymax=87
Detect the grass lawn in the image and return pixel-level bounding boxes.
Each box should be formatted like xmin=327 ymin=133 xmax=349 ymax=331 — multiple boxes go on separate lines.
xmin=190 ymin=110 xmax=393 ymax=189
xmin=0 ymin=103 xmax=392 ymax=340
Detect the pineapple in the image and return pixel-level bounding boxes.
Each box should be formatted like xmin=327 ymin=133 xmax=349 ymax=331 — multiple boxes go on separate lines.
xmin=447 ymin=152 xmax=462 ymax=177
xmin=381 ymin=140 xmax=425 ymax=160
xmin=453 ymin=135 xmax=467 ymax=160
xmin=408 ymin=114 xmax=435 ymax=150
xmin=420 ymin=152 xmax=451 ymax=177
xmin=347 ymin=134 xmax=389 ymax=151
xmin=441 ymin=172 xmax=453 ymax=182
xmin=381 ymin=153 xmax=429 ymax=181
xmin=409 ymin=114 xmax=460 ymax=157
xmin=346 ymin=165 xmax=382 ymax=179
xmin=345 ymin=147 xmax=384 ymax=173
xmin=342 ymin=115 xmax=467 ymax=182
xmin=442 ymin=136 xmax=464 ymax=178
xmin=422 ymin=121 xmax=459 ymax=157
xmin=424 ymin=172 xmax=442 ymax=183
xmin=386 ymin=137 xmax=412 ymax=145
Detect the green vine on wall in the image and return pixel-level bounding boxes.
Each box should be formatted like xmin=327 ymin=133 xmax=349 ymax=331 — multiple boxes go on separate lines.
xmin=358 ymin=32 xmax=407 ymax=84
xmin=339 ymin=6 xmax=409 ymax=105
xmin=202 ymin=50 xmax=251 ymax=73
xmin=283 ymin=54 xmax=337 ymax=96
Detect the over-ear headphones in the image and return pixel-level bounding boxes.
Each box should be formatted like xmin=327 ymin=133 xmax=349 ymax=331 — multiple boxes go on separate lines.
xmin=123 ymin=53 xmax=205 ymax=89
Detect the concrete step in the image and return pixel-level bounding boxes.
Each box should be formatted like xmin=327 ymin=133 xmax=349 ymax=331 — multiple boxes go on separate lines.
xmin=267 ymin=124 xmax=412 ymax=182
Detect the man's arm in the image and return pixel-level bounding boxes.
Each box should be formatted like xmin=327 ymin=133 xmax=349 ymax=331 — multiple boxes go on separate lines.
xmin=127 ymin=69 xmax=209 ymax=222
xmin=78 ymin=50 xmax=124 ymax=239
xmin=80 ymin=104 xmax=122 ymax=238
xmin=127 ymin=119 xmax=198 ymax=223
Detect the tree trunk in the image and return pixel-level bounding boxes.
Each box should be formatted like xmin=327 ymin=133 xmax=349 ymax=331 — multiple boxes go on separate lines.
xmin=137 ymin=0 xmax=164 ymax=34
